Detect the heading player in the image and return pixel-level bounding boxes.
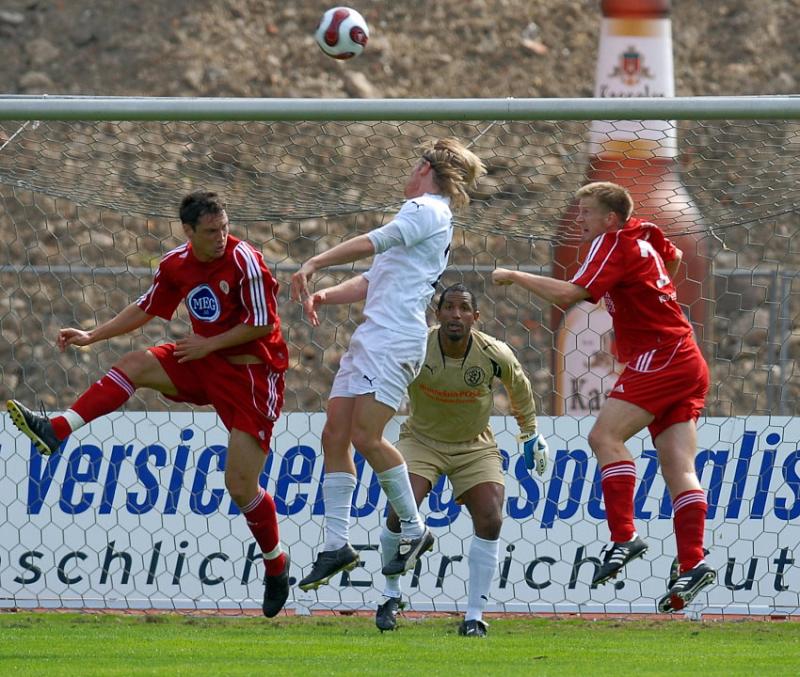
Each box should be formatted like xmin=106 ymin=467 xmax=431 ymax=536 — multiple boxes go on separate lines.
xmin=7 ymin=191 xmax=292 ymax=618
xmin=492 ymin=181 xmax=715 ymax=612
xmin=375 ymin=283 xmax=548 ymax=637
xmin=290 ymin=138 xmax=486 ymax=592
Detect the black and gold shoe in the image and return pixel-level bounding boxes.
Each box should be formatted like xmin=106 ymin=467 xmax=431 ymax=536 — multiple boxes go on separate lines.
xmin=7 ymin=400 xmax=62 ymax=456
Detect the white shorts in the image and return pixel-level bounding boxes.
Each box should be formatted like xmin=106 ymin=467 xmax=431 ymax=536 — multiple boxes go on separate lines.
xmin=329 ymin=322 xmax=425 ymax=411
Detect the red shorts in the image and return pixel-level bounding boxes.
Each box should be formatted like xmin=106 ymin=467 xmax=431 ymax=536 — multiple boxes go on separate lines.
xmin=149 ymin=344 xmax=285 ymax=453
xmin=609 ymin=336 xmax=709 ymax=442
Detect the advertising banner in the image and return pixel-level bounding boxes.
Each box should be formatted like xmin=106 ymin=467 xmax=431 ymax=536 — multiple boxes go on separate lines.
xmin=1 ymin=414 xmax=797 ymax=615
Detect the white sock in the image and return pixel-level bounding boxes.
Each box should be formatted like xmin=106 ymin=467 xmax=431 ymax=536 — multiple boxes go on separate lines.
xmin=321 ymin=472 xmax=357 ymax=551
xmin=63 ymin=409 xmax=86 ymax=432
xmin=380 ymin=525 xmax=403 ymax=598
xmin=465 ymin=536 xmax=500 ymax=622
xmin=377 ymin=463 xmax=424 ymax=539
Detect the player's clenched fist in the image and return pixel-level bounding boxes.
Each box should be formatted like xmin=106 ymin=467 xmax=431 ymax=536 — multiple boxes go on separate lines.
xmin=491 ymin=268 xmax=516 ymax=286
xmin=57 ymin=328 xmax=93 ymax=352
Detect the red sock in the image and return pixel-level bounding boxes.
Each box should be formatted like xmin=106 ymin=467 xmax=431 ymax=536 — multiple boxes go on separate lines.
xmin=600 ymin=460 xmax=637 ymax=542
xmin=673 ymin=489 xmax=708 ymax=573
xmin=51 ymin=367 xmax=135 ymax=440
xmin=242 ymin=489 xmax=285 ymax=576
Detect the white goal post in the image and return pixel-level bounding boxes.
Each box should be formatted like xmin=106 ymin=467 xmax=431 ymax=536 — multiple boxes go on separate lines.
xmin=0 ymin=95 xmax=798 ymax=617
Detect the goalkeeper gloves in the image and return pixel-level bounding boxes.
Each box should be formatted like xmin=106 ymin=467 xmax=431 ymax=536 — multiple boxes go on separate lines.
xmin=518 ymin=432 xmax=549 ymax=476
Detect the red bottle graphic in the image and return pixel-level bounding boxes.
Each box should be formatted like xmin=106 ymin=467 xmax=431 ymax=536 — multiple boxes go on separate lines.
xmin=552 ymin=0 xmax=709 ymax=415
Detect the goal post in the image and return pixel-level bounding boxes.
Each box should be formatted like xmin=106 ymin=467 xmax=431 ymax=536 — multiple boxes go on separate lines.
xmin=1 ymin=94 xmax=799 ymax=120
xmin=0 ymin=96 xmax=797 ymax=616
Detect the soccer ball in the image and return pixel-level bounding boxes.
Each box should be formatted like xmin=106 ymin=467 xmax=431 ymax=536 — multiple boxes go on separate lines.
xmin=314 ymin=7 xmax=369 ymax=60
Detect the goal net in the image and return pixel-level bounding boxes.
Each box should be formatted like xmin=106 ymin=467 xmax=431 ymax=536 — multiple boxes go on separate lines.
xmin=0 ymin=96 xmax=797 ymax=616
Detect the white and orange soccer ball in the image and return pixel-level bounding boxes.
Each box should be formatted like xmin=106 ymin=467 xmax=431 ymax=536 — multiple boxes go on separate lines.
xmin=314 ymin=7 xmax=369 ymax=60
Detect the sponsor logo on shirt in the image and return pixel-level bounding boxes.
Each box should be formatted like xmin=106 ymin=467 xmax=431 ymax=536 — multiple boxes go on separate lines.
xmin=186 ymin=284 xmax=221 ymax=322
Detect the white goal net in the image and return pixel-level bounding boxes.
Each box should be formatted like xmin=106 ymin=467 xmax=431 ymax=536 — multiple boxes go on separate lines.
xmin=0 ymin=96 xmax=798 ymax=616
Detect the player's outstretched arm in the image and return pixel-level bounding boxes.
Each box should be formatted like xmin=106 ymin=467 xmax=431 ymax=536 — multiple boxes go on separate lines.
xmin=316 ymin=275 xmax=369 ymax=306
xmin=290 ymin=233 xmax=375 ymax=303
xmin=665 ymin=246 xmax=683 ymax=279
xmin=295 ymin=275 xmax=369 ymax=327
xmin=492 ymin=268 xmax=590 ymax=308
xmin=499 ymin=347 xmax=539 ymax=436
xmin=57 ymin=302 xmax=154 ymax=352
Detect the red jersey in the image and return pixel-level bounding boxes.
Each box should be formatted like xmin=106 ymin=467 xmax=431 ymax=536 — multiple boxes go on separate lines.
xmin=137 ymin=234 xmax=288 ymax=371
xmin=570 ymin=217 xmax=692 ymax=363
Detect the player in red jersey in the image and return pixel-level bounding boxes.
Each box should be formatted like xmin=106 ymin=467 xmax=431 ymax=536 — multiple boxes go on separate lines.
xmin=7 ymin=191 xmax=292 ymax=618
xmin=492 ymin=181 xmax=715 ymax=612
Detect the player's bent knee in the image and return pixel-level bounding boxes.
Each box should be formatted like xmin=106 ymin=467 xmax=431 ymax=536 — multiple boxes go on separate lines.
xmin=349 ymin=431 xmax=382 ymax=459
xmin=225 ymin=479 xmax=255 ymax=508
xmin=320 ymin=425 xmax=351 ymax=455
xmin=586 ymin=428 xmax=608 ymax=454
xmin=114 ymin=350 xmax=155 ymax=384
xmin=224 ymin=467 xmax=259 ymax=506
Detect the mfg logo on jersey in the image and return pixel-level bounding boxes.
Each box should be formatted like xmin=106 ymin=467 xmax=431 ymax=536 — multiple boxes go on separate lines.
xmin=186 ymin=284 xmax=221 ymax=322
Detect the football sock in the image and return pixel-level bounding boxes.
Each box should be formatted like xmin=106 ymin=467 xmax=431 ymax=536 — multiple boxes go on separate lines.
xmin=241 ymin=488 xmax=286 ymax=576
xmin=673 ymin=489 xmax=708 ymax=573
xmin=321 ymin=472 xmax=357 ymax=551
xmin=377 ymin=463 xmax=424 ymax=539
xmin=465 ymin=536 xmax=500 ymax=622
xmin=380 ymin=525 xmax=403 ymax=598
xmin=51 ymin=367 xmax=135 ymax=440
xmin=600 ymin=460 xmax=637 ymax=543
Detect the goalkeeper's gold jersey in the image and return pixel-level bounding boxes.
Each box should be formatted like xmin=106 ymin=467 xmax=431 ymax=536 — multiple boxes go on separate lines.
xmin=403 ymin=327 xmax=538 ymax=443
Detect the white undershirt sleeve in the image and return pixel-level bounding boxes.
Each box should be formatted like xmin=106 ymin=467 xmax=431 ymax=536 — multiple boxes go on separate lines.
xmin=367 ymin=220 xmax=406 ymax=254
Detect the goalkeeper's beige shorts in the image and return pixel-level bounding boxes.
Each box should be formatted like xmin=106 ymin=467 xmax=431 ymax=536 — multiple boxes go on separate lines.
xmin=396 ymin=427 xmax=504 ymax=501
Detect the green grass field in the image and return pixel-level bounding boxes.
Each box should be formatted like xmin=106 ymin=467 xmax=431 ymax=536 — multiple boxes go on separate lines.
xmin=1 ymin=612 xmax=799 ymax=676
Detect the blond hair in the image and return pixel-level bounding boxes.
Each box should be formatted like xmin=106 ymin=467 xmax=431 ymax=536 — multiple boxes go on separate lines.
xmin=575 ymin=181 xmax=634 ymax=222
xmin=419 ymin=137 xmax=486 ymax=211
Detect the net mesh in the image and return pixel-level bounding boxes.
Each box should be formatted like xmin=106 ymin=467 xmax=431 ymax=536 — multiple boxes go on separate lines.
xmin=1 ymin=117 xmax=797 ymax=415
xmin=0 ymin=113 xmax=798 ymax=615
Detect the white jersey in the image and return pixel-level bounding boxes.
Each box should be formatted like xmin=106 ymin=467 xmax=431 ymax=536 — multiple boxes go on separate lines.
xmin=364 ymin=193 xmax=453 ymax=337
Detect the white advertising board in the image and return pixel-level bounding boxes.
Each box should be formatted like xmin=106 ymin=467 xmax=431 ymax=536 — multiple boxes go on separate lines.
xmin=1 ymin=414 xmax=798 ymax=615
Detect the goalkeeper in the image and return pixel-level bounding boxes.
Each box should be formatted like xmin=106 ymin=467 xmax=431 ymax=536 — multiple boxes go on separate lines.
xmin=376 ymin=283 xmax=548 ymax=637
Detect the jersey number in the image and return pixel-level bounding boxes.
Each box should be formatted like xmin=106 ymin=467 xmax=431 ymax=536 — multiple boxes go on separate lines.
xmin=636 ymin=239 xmax=671 ymax=289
